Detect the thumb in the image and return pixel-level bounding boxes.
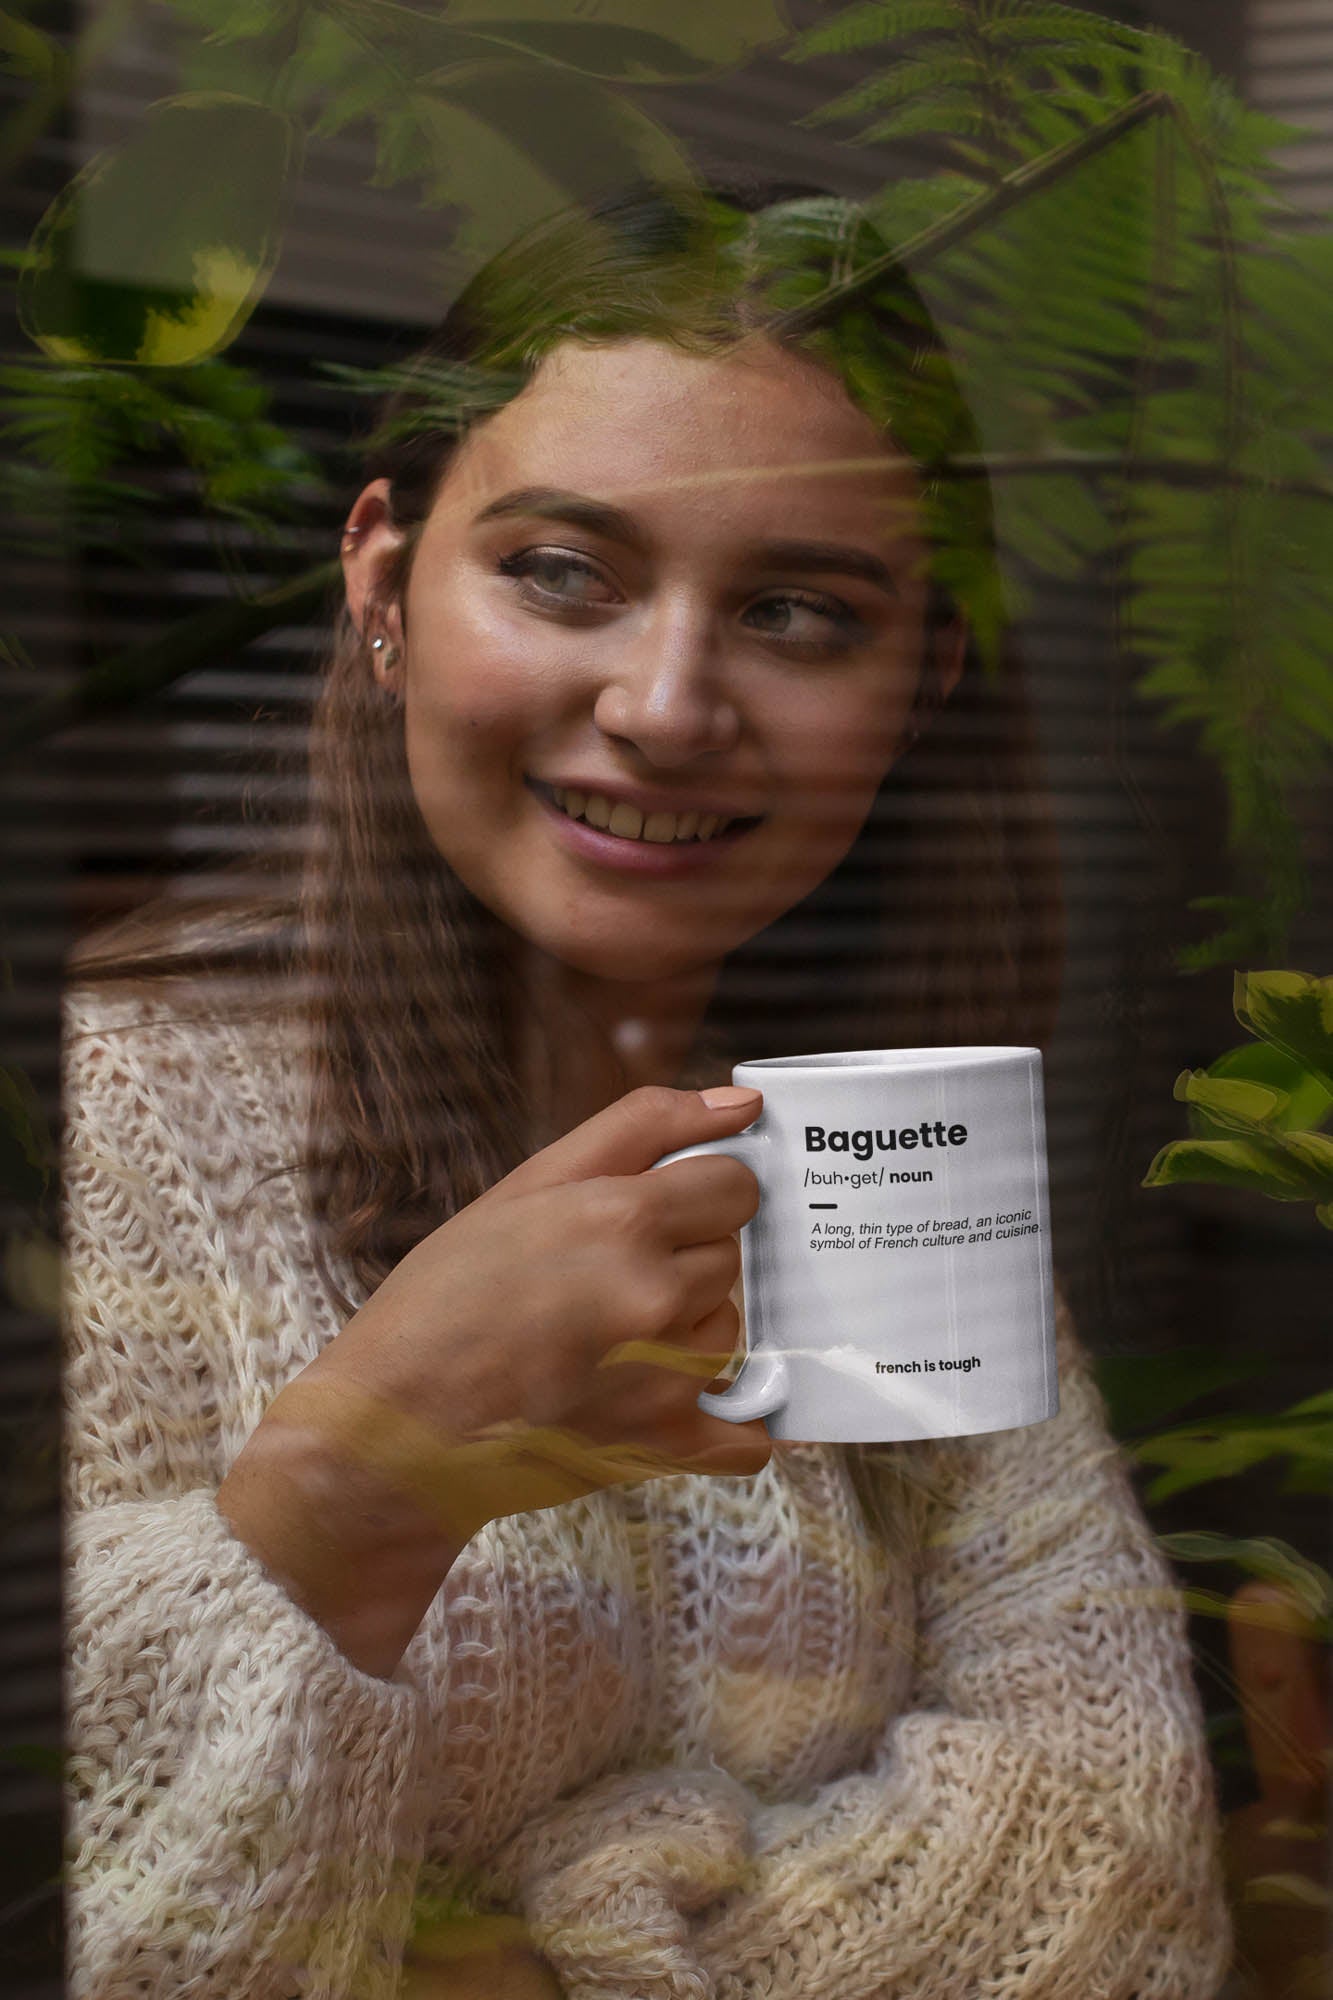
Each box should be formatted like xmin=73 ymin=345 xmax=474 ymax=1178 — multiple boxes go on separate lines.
xmin=507 ymin=1084 xmax=762 ymax=1191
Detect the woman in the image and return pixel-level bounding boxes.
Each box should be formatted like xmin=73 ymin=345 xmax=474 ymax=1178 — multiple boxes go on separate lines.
xmin=64 ymin=189 xmax=1229 ymax=1998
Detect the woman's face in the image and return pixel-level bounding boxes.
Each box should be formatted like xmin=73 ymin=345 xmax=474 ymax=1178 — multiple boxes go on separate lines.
xmin=347 ymin=335 xmax=950 ymax=986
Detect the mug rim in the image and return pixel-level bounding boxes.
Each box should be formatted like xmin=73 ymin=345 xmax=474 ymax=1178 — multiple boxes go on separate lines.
xmin=737 ymin=1045 xmax=1040 ymax=1074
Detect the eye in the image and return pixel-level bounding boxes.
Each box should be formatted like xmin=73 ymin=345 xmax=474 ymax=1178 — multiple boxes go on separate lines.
xmin=497 ymin=547 xmax=619 ymax=610
xmin=742 ymin=591 xmax=867 ymax=654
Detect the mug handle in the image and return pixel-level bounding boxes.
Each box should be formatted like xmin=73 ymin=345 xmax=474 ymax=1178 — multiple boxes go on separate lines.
xmin=651 ymin=1131 xmax=790 ymax=1426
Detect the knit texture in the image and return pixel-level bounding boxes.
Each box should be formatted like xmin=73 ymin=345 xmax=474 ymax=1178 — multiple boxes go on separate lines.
xmin=63 ymin=987 xmax=1232 ymax=1999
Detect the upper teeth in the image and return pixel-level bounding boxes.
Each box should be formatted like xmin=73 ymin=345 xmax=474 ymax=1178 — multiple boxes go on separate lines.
xmin=551 ymin=787 xmax=733 ymax=843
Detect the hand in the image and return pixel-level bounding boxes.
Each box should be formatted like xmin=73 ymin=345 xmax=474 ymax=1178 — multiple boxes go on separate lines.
xmin=218 ymin=1085 xmax=768 ymax=1674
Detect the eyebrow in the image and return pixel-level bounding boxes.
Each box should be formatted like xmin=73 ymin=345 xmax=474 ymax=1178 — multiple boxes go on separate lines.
xmin=473 ymin=487 xmax=647 ymax=551
xmin=472 ymin=487 xmax=901 ymax=598
xmin=745 ymin=539 xmax=900 ymax=599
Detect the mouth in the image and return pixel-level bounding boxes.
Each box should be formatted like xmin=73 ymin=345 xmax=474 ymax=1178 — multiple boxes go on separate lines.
xmin=528 ymin=779 xmax=764 ymax=847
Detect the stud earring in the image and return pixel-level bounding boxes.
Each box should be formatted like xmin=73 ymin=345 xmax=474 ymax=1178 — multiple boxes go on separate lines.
xmin=370 ymin=634 xmax=400 ymax=672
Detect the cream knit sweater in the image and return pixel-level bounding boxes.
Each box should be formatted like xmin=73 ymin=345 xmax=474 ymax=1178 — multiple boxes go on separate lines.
xmin=63 ymin=986 xmax=1232 ymax=2000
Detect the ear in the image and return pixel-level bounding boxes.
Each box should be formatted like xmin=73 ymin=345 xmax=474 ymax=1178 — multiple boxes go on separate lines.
xmin=341 ymin=478 xmax=408 ymax=683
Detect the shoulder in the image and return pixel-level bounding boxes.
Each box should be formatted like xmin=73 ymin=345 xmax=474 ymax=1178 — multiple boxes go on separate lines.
xmin=62 ymin=978 xmax=336 ymax=1500
xmin=63 ymin=976 xmax=311 ymax=1190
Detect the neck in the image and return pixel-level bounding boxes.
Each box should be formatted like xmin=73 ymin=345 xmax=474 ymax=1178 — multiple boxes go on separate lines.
xmin=504 ymin=945 xmax=726 ymax=1143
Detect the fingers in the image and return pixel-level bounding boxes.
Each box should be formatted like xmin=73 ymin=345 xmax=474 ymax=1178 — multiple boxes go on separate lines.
xmin=671 ymin=1234 xmax=742 ymax=1326
xmin=597 ymin=1338 xmax=733 ymax=1383
xmin=537 ymin=1402 xmax=769 ymax=1485
xmin=682 ymin=1297 xmax=746 ymax=1389
xmin=505 ymin=1083 xmax=762 ymax=1192
xmin=645 ymin=1151 xmax=760 ymax=1246
xmin=681 ymin=1304 xmax=771 ymax=1473
xmin=482 ymin=1284 xmax=764 ymax=1487
xmin=599 ymin=1296 xmax=741 ymax=1384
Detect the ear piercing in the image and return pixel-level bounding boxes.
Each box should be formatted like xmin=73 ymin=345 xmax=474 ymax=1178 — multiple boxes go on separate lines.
xmin=370 ymin=632 xmax=403 ymax=709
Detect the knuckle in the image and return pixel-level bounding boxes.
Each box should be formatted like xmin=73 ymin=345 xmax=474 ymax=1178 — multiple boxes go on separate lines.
xmin=691 ymin=1299 xmax=740 ymax=1370
xmin=717 ymin=1236 xmax=743 ymax=1288
xmin=627 ymin=1272 xmax=685 ymax=1341
xmin=585 ymin=1175 xmax=647 ymax=1239
xmin=725 ymin=1161 xmax=762 ymax=1221
xmin=623 ymin=1084 xmax=689 ymax=1137
xmin=701 ymin=1292 xmax=740 ymax=1333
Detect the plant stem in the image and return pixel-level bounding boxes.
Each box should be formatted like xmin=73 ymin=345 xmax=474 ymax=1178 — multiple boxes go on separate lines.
xmin=777 ymin=90 xmax=1175 ymax=334
xmin=0 ymin=560 xmax=339 ymax=761
xmin=931 ymin=452 xmax=1333 ymax=501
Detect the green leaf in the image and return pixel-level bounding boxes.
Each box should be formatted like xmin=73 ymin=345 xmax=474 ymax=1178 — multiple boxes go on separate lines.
xmin=1287 ymin=1389 xmax=1333 ymax=1418
xmin=0 ymin=1064 xmax=52 ymax=1203
xmin=367 ymin=58 xmax=695 ymax=272
xmin=151 ymin=0 xmax=309 ymax=43
xmin=803 ymin=49 xmax=989 ymax=130
xmin=983 ymin=6 xmax=1146 ymax=57
xmin=0 ymin=357 xmax=325 ymax=571
xmin=20 ymin=94 xmax=294 ymax=365
xmin=791 ymin=0 xmax=962 ymax=58
xmin=791 ymin=0 xmax=1153 ymax=174
xmin=1234 ymin=971 xmax=1333 ymax=1096
xmin=4 ymin=1230 xmax=61 ymax=1316
xmin=1173 ymin=1067 xmax=1291 ymax=1136
xmin=1135 ymin=1407 xmax=1333 ymax=1502
xmin=1241 ymin=1874 xmax=1332 ymax=1911
xmin=1205 ymin=1041 xmax=1333 ymax=1134
xmin=1156 ymin=1530 xmax=1332 ymax=1627
xmin=435 ymin=0 xmax=790 ymax=80
xmin=1095 ymin=1347 xmax=1263 ymax=1437
xmin=1142 ymin=1130 xmax=1333 ymax=1204
xmin=0 ymin=8 xmax=64 ymax=83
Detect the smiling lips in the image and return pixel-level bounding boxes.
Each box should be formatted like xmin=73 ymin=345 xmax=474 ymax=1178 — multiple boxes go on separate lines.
xmin=534 ymin=780 xmax=758 ymax=846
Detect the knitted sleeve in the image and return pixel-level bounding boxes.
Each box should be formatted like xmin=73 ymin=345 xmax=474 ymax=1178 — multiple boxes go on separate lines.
xmin=497 ymin=1311 xmax=1232 ymax=2000
xmin=62 ymin=997 xmax=435 ymax=2000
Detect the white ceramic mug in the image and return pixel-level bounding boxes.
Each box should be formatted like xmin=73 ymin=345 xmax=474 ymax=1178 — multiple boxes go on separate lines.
xmin=659 ymin=1047 xmax=1059 ymax=1442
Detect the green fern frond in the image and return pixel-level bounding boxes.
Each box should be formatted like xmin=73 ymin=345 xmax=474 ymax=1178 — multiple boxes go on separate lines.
xmin=804 ymin=51 xmax=990 ymax=130
xmin=852 ymin=98 xmax=1012 ymax=151
xmin=790 ymin=0 xmax=964 ymax=61
xmin=984 ymin=0 xmax=1149 ymax=57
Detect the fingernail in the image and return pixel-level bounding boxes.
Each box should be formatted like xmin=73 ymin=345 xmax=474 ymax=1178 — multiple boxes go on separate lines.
xmin=700 ymin=1085 xmax=762 ymax=1110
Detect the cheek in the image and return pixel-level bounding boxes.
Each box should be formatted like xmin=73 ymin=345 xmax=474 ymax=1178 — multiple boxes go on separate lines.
xmin=404 ymin=588 xmax=575 ymax=749
xmin=776 ymin=699 xmax=905 ymax=822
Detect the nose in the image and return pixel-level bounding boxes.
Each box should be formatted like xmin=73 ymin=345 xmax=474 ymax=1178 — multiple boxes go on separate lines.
xmin=592 ymin=601 xmax=740 ymax=767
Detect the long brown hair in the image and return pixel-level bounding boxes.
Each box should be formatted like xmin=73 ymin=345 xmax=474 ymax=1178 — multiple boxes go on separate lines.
xmin=80 ymin=187 xmax=1061 ymax=1298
